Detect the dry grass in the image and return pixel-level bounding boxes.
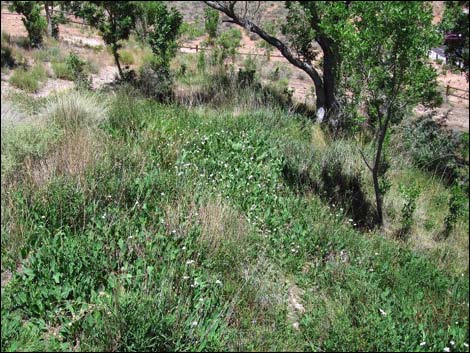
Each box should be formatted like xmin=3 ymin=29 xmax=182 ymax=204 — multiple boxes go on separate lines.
xmin=22 ymin=129 xmax=105 ymax=188
xmin=41 ymin=90 xmax=108 ymax=130
xmin=198 ymin=198 xmax=249 ymax=253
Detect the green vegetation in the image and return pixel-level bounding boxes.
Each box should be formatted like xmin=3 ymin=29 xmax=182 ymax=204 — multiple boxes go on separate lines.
xmin=9 ymin=1 xmax=46 ymax=48
xmin=9 ymin=64 xmax=47 ymax=93
xmin=119 ymin=49 xmax=135 ymax=65
xmin=1 ymin=1 xmax=469 ymax=352
xmin=204 ymin=7 xmax=219 ymax=42
xmin=180 ymin=22 xmax=205 ymax=41
xmin=1 ymin=69 xmax=469 ymax=351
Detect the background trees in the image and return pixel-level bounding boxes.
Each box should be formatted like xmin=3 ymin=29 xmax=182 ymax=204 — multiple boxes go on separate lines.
xmin=204 ymin=1 xmax=349 ymax=123
xmin=440 ymin=1 xmax=469 ymax=78
xmin=72 ymin=1 xmax=138 ymax=79
xmin=9 ymin=1 xmax=46 ymax=48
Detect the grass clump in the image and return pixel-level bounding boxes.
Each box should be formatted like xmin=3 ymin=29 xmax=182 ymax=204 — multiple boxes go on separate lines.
xmin=119 ymin=49 xmax=135 ymax=65
xmin=41 ymin=90 xmax=108 ymax=130
xmin=9 ymin=64 xmax=47 ymax=93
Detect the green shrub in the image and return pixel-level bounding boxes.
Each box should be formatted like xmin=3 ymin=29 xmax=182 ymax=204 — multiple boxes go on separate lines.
xmin=399 ymin=115 xmax=467 ymax=183
xmin=65 ymin=52 xmax=91 ymax=88
xmin=398 ymin=183 xmax=421 ymax=238
xmin=197 ymin=51 xmax=206 ymax=73
xmin=41 ymin=90 xmax=108 ymax=130
xmin=442 ymin=185 xmax=467 ymax=238
xmin=204 ymin=7 xmax=219 ymax=41
xmin=1 ymin=118 xmax=61 ymax=179
xmin=180 ymin=22 xmax=205 ymax=41
xmin=33 ymin=46 xmax=62 ymax=62
xmin=138 ymin=57 xmax=173 ymax=101
xmin=51 ymin=61 xmax=73 ymax=80
xmin=216 ymin=28 xmax=242 ymax=62
xmin=9 ymin=64 xmax=47 ymax=93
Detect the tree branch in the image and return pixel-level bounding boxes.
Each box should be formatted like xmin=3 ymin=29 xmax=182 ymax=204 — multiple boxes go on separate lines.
xmin=203 ymin=1 xmax=323 ymax=94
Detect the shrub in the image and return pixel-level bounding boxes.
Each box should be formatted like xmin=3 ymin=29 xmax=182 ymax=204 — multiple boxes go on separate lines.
xmin=197 ymin=51 xmax=206 ymax=73
xmin=180 ymin=22 xmax=205 ymax=41
xmin=216 ymin=28 xmax=242 ymax=62
xmin=65 ymin=52 xmax=91 ymax=89
xmin=51 ymin=61 xmax=73 ymax=80
xmin=1 ymin=32 xmax=15 ymax=68
xmin=138 ymin=60 xmax=173 ymax=101
xmin=442 ymin=185 xmax=466 ymax=239
xmin=33 ymin=46 xmax=62 ymax=62
xmin=1 ymin=43 xmax=15 ymax=68
xmin=399 ymin=115 xmax=468 ymax=184
xmin=204 ymin=7 xmax=219 ymax=42
xmin=9 ymin=64 xmax=47 ymax=93
xmin=398 ymin=183 xmax=421 ymax=238
xmin=1 ymin=113 xmax=61 ymax=179
xmin=237 ymin=56 xmax=257 ymax=86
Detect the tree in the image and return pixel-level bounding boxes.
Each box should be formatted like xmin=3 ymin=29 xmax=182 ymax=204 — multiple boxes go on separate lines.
xmin=342 ymin=2 xmax=440 ymax=226
xmin=203 ymin=1 xmax=350 ymax=122
xmin=9 ymin=1 xmax=46 ymax=48
xmin=136 ymin=2 xmax=182 ymax=100
xmin=72 ymin=1 xmax=138 ymax=79
xmin=439 ymin=1 xmax=469 ymax=79
xmin=144 ymin=2 xmax=183 ymax=67
xmin=204 ymin=7 xmax=219 ymax=43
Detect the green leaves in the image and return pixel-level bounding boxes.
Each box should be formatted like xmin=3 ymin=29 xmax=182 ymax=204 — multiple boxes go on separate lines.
xmin=144 ymin=2 xmax=182 ymax=66
xmin=9 ymin=1 xmax=46 ymax=48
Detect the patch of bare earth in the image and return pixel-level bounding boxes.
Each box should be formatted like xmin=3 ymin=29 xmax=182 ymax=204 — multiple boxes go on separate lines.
xmin=287 ymin=282 xmax=306 ymax=331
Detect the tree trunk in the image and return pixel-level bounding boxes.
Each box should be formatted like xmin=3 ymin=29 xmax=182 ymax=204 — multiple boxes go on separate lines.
xmin=113 ymin=48 xmax=123 ymax=79
xmin=45 ymin=1 xmax=53 ymax=37
xmin=322 ymin=49 xmax=338 ymax=114
xmin=308 ymin=70 xmax=326 ymax=122
xmin=372 ymin=113 xmax=390 ymax=227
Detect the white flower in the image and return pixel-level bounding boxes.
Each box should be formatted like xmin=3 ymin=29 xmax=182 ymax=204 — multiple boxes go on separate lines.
xmin=463 ymin=343 xmax=468 ymax=348
xmin=348 ymin=218 xmax=353 ymax=222
xmin=191 ymin=321 xmax=198 ymax=327
xmin=182 ymin=246 xmax=187 ymax=250
xmin=379 ymin=308 xmax=387 ymax=316
xmin=443 ymin=347 xmax=450 ymax=352
xmin=420 ymin=342 xmax=426 ymax=346
xmin=215 ymin=280 xmax=222 ymax=285
xmin=186 ymin=260 xmax=195 ymax=265
xmin=450 ymin=341 xmax=455 ymax=346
